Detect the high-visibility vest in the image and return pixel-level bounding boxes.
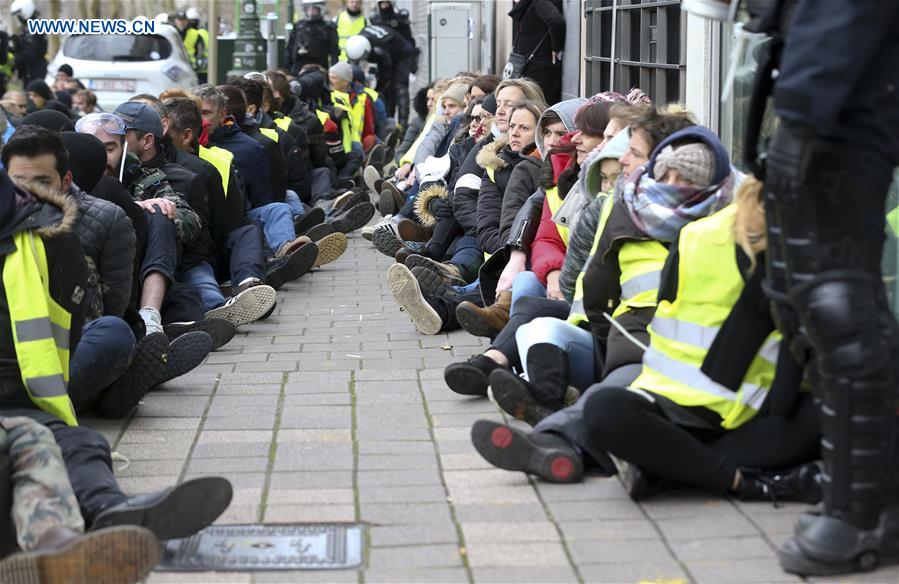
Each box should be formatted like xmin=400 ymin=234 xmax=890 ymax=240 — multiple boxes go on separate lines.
xmin=336 ymin=12 xmax=367 ymax=60
xmin=332 ymin=89 xmax=367 ymax=143
xmin=259 ymin=127 xmax=279 ymax=142
xmin=3 ymin=231 xmax=78 ymax=426
xmin=631 ymin=204 xmax=780 ymax=430
xmin=199 ymin=145 xmax=234 ymax=195
xmin=196 ymin=28 xmax=209 ymax=73
xmin=544 ymin=186 xmax=570 ymax=246
xmin=274 ymin=116 xmax=292 ymax=133
xmin=329 ymin=92 xmax=355 ymax=153
xmin=567 ymin=195 xmax=666 ymax=327
xmin=363 ymin=86 xmax=379 ymax=102
xmin=399 ymin=114 xmax=436 ymax=166
xmin=182 ymin=28 xmax=201 ymax=68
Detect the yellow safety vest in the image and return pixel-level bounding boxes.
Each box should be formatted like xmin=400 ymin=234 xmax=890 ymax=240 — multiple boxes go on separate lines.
xmin=632 ymin=205 xmax=780 ymax=430
xmin=182 ymin=28 xmax=201 ymax=68
xmin=545 ymin=186 xmax=570 ymax=246
xmin=336 ymin=12 xmax=367 ymax=60
xmin=400 ymin=114 xmax=436 ymax=166
xmin=332 ymin=89 xmax=367 ymax=143
xmin=196 ymin=28 xmax=209 ymax=73
xmin=199 ymin=145 xmax=234 ymax=195
xmin=259 ymin=127 xmax=279 ymax=142
xmin=329 ymin=92 xmax=355 ymax=153
xmin=3 ymin=231 xmax=78 ymax=426
xmin=363 ymin=87 xmax=379 ymax=102
xmin=274 ymin=116 xmax=292 ymax=133
xmin=567 ymin=196 xmax=667 ymax=327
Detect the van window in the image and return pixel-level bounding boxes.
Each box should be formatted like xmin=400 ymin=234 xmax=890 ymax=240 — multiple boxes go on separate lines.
xmin=64 ymin=34 xmax=173 ymax=62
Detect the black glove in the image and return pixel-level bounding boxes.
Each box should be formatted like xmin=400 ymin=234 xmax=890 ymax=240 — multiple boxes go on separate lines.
xmin=428 ymin=197 xmax=453 ymax=219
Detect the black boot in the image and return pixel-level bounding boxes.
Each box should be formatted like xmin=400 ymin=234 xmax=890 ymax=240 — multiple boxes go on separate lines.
xmin=471 ymin=420 xmax=583 ymax=483
xmin=525 ymin=344 xmax=572 ymax=410
xmin=444 ymin=355 xmax=502 ymax=397
xmin=489 ymin=368 xmax=554 ymax=427
xmin=613 ymin=456 xmax=669 ymax=502
xmin=735 ymin=463 xmax=823 ymax=505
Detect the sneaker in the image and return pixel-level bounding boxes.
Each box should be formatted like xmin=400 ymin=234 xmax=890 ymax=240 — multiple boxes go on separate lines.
xmin=363 ymin=214 xmax=393 ymax=241
xmin=613 ymin=456 xmax=669 ymax=501
xmin=98 ymin=332 xmax=170 ymax=419
xmin=266 ymin=242 xmax=318 ymax=289
xmin=294 ymin=207 xmax=326 ymax=235
xmin=489 ymin=369 xmax=555 ymax=427
xmin=364 ymin=165 xmax=381 ymax=194
xmin=373 ymin=227 xmax=405 ymax=258
xmin=205 ymin=285 xmax=277 ymax=327
xmin=0 ymin=525 xmax=161 ymax=584
xmin=365 ymin=143 xmax=386 ymax=170
xmin=394 ymin=242 xmax=431 ymax=265
xmin=411 ymin=266 xmax=457 ymax=298
xmin=379 ymin=182 xmax=405 ymax=217
xmin=397 ymin=218 xmax=433 ymax=242
xmin=91 ymin=476 xmax=233 ymax=541
xmin=444 ymin=354 xmax=502 ymax=396
xmin=330 ymin=189 xmax=369 ymax=214
xmin=164 ymin=318 xmax=236 ymax=351
xmin=329 ymin=202 xmax=376 ymax=234
xmin=387 ymin=263 xmax=443 ymax=335
xmin=471 ymin=420 xmax=583 ymax=483
xmin=303 ymin=222 xmax=335 ymax=242
xmin=276 ymin=236 xmax=311 ymax=258
xmin=385 ymin=127 xmax=402 ymax=149
xmin=404 ymin=254 xmax=465 ymax=285
xmin=336 ymin=178 xmax=357 ymax=191
xmin=158 ymin=331 xmax=213 ymax=385
xmin=313 ymin=232 xmax=348 ymax=267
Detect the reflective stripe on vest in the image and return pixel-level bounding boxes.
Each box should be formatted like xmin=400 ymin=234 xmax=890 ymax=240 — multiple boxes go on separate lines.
xmin=631 ymin=205 xmax=780 ymax=430
xmin=568 ymin=195 xmax=615 ymax=326
xmin=3 ymin=231 xmax=78 ymax=426
xmin=363 ymin=86 xmax=379 ymax=102
xmin=544 ymin=186 xmax=569 ymax=246
xmin=330 ymin=91 xmax=355 ymax=152
xmin=274 ymin=116 xmax=291 ymax=132
xmin=482 ymin=168 xmax=497 ymax=260
xmin=260 ymin=127 xmax=279 ymax=142
xmin=333 ymin=89 xmax=366 ymax=143
xmin=199 ymin=145 xmax=233 ymax=195
xmin=336 ymin=12 xmax=366 ymax=60
xmin=611 ymin=240 xmax=666 ymax=318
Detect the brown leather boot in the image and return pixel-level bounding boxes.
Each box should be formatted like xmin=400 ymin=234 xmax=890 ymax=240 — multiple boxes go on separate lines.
xmin=455 ymin=291 xmax=512 ymax=338
xmin=0 ymin=525 xmax=161 ymax=584
xmin=397 ymin=218 xmax=433 ymax=242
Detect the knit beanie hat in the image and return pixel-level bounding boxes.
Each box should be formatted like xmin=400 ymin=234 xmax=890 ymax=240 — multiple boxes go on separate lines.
xmin=59 ymin=131 xmax=106 ymax=192
xmin=653 ymin=142 xmax=715 ymax=188
xmin=19 ymin=109 xmax=75 ymax=132
xmin=26 ymin=80 xmax=54 ymax=102
xmin=440 ymin=83 xmax=469 ymax=107
xmin=329 ymin=61 xmax=354 ymax=84
xmin=481 ymin=93 xmax=497 ymax=116
xmin=57 ymin=63 xmax=74 ymax=77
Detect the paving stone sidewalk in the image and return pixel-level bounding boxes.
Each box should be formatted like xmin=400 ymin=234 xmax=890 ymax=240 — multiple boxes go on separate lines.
xmin=84 ymin=233 xmax=898 ymax=583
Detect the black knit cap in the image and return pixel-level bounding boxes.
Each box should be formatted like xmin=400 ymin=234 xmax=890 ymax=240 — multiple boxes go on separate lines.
xmin=26 ymin=80 xmax=54 ymax=101
xmin=19 ymin=109 xmax=75 ymax=132
xmin=481 ymin=93 xmax=497 ymax=116
xmin=59 ymin=132 xmax=107 ymax=192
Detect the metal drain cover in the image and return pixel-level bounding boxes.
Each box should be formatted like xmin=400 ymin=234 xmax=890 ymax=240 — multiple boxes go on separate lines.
xmin=157 ymin=524 xmax=365 ymax=571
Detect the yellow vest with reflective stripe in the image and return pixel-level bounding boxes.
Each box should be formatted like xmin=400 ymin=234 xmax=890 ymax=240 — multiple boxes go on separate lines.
xmin=632 ymin=205 xmax=780 ymax=430
xmin=3 ymin=231 xmax=78 ymax=426
xmin=336 ymin=12 xmax=367 ymax=60
xmin=332 ymin=89 xmax=367 ymax=143
xmin=329 ymin=92 xmax=355 ymax=152
xmin=363 ymin=86 xmax=379 ymax=102
xmin=259 ymin=127 xmax=279 ymax=142
xmin=274 ymin=116 xmax=292 ymax=132
xmin=182 ymin=28 xmax=201 ymax=67
xmin=199 ymin=145 xmax=234 ymax=195
xmin=545 ymin=186 xmax=569 ymax=246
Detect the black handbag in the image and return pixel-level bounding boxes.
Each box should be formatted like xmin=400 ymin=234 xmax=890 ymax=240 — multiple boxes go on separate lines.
xmin=502 ymin=28 xmax=550 ymax=80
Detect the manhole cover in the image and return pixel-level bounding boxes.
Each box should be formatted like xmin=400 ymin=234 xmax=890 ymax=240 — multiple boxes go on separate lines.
xmin=157 ymin=524 xmax=365 ymax=571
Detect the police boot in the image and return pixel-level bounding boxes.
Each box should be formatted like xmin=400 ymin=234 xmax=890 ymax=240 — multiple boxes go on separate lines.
xmin=777 ymin=273 xmax=899 ymax=576
xmin=734 ymin=462 xmax=823 ymax=505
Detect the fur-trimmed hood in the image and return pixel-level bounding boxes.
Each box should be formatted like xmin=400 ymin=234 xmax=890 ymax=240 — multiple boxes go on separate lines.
xmin=1 ymin=177 xmax=79 ymax=248
xmin=476 ymin=136 xmax=510 ymax=172
xmin=414 ymin=183 xmax=449 ymax=228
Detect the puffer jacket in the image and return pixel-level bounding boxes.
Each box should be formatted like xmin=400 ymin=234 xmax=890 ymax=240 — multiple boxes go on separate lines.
xmin=69 ymin=184 xmax=136 ymax=320
xmin=475 ymin=138 xmax=532 ymax=255
xmin=530 ymin=144 xmax=577 ymax=284
xmin=498 ymin=146 xmax=542 ymax=245
xmin=452 ymin=134 xmax=495 ymax=235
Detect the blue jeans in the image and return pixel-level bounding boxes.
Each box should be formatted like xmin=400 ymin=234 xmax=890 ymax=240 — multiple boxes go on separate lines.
xmin=284 ymin=190 xmax=306 ymax=218
xmin=69 ymin=316 xmax=136 ymax=409
xmin=515 ymin=317 xmax=596 ymax=390
xmin=179 ymin=261 xmax=226 ymax=312
xmin=247 ymin=202 xmax=296 ymax=252
xmin=511 ymin=271 xmax=546 ymax=316
xmin=453 ymin=278 xmax=481 ymax=295
xmin=447 ymin=235 xmax=483 ymax=284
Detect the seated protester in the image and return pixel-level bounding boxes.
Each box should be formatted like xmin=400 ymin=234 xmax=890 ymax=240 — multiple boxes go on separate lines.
xmin=386 ymin=99 xmax=544 ymax=335
xmin=328 ymin=61 xmax=368 ymax=179
xmin=266 ymin=69 xmax=327 ymax=171
xmin=492 ymin=125 xmax=733 ymax=421
xmin=393 ymin=84 xmax=432 ymax=163
xmin=194 ymin=84 xmax=311 ymax=257
xmin=25 ymin=80 xmax=53 ymax=113
xmin=470 ymin=177 xmax=823 ymax=503
xmin=444 ymin=104 xmax=692 ymax=398
xmin=0 ymin=416 xmax=160 ymax=582
xmin=0 ymin=168 xmax=233 ymax=549
xmin=352 ymin=64 xmax=389 ymax=145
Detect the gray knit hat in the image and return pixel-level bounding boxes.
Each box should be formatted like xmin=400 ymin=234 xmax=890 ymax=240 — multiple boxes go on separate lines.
xmin=329 ymin=61 xmax=354 ymax=84
xmin=653 ymin=142 xmax=715 ymax=188
xmin=439 ymin=83 xmax=470 ymax=107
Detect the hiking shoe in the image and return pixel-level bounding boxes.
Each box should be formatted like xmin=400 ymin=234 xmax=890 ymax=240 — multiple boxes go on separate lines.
xmin=91 ymin=477 xmax=233 ymax=541
xmin=164 ymin=318 xmax=236 ymax=351
xmin=379 ymin=182 xmax=405 ymax=217
xmin=364 ymin=165 xmax=381 ymax=194
xmin=395 ymin=242 xmax=434 ymax=265
xmin=98 ymin=332 xmax=170 ymax=419
xmin=404 ymin=254 xmax=465 ymax=285
xmin=456 ymin=291 xmax=512 ymax=338
xmin=329 ymin=202 xmax=375 ymax=234
xmin=313 ymin=232 xmax=348 ymax=267
xmin=303 ymin=222 xmax=335 ymax=242
xmin=411 ymin=266 xmax=457 ymax=298
xmin=329 ymin=189 xmax=369 ymax=215
xmin=266 ymin=242 xmax=318 ymax=289
xmin=294 ymin=207 xmax=325 ymax=235
xmin=0 ymin=525 xmax=161 ymax=584
xmin=205 ymin=284 xmax=277 ymax=327
xmin=471 ymin=420 xmax=583 ymax=483
xmin=158 ymin=331 xmax=213 ymax=385
xmin=397 ymin=218 xmax=433 ymax=242
xmin=373 ymin=226 xmax=406 ymax=258
xmin=444 ymin=354 xmax=502 ymax=397
xmin=387 ymin=263 xmax=443 ymax=335
xmin=489 ymin=369 xmax=555 ymax=427
xmin=276 ymin=236 xmax=311 ymax=258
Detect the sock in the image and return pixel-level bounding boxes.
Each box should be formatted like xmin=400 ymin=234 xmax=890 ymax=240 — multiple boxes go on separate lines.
xmin=139 ymin=306 xmax=164 ymax=335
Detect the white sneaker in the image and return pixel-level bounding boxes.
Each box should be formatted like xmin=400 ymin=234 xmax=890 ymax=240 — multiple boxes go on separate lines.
xmin=204 ymin=285 xmax=277 ymax=327
xmin=363 ymin=214 xmax=395 ymax=241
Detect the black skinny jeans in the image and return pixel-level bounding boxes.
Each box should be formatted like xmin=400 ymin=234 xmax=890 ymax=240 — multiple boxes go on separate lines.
xmin=582 ymin=388 xmax=821 ymax=493
xmin=490 ymin=296 xmax=571 ymax=370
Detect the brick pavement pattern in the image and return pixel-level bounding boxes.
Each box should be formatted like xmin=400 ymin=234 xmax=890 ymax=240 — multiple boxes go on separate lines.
xmin=83 ymin=234 xmax=899 ymax=583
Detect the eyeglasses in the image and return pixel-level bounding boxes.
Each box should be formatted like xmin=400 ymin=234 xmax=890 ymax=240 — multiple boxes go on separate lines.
xmin=75 ymin=112 xmax=126 ymax=136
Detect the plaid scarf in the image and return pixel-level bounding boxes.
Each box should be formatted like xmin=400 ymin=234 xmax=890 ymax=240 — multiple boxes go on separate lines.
xmin=621 ymin=166 xmax=735 ymax=242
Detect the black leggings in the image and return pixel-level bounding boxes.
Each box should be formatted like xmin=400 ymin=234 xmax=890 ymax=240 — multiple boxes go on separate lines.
xmin=491 ymin=296 xmax=571 ymax=369
xmin=582 ymin=387 xmax=821 ymax=494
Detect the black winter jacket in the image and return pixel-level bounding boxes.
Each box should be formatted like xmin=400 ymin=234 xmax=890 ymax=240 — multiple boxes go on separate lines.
xmin=240 ymin=117 xmax=288 ymax=204
xmin=509 ymin=0 xmax=565 ymax=60
xmin=498 ymin=146 xmax=542 ymax=246
xmin=279 ymin=95 xmax=327 ymax=169
xmin=452 ymin=134 xmax=494 ymax=236
xmin=208 ymin=121 xmax=276 ymax=210
xmin=475 ymin=139 xmax=531 ymax=255
xmin=69 ymin=184 xmax=136 ymax=320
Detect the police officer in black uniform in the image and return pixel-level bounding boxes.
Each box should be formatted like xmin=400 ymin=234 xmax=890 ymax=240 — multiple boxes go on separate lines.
xmin=369 ymin=0 xmax=419 ymax=74
xmin=9 ymin=0 xmax=47 ymax=87
xmin=738 ymin=0 xmax=899 ymax=576
xmin=345 ymin=24 xmax=413 ymax=129
xmin=286 ymin=0 xmax=339 ymax=75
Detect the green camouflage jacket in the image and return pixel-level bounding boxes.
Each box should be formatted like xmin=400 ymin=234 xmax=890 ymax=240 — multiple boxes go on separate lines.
xmin=121 ymin=153 xmax=201 ymax=244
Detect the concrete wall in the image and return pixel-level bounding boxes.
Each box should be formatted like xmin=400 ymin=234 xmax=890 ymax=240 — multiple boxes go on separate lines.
xmin=561 ymin=0 xmax=580 ymax=100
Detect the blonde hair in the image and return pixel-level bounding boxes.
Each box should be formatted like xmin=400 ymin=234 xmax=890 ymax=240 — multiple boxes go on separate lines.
xmin=732 ymin=176 xmax=767 ymax=271
xmin=495 ymin=78 xmax=548 ymax=112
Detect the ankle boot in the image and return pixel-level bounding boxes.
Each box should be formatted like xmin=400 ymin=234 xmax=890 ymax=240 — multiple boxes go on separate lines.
xmin=735 ymin=462 xmax=823 ymax=505
xmin=525 ymin=344 xmax=571 ymax=410
xmin=455 ymin=291 xmax=512 ymax=338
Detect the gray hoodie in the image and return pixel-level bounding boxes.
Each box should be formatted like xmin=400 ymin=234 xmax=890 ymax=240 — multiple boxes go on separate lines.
xmin=535 ymin=98 xmax=586 ymax=157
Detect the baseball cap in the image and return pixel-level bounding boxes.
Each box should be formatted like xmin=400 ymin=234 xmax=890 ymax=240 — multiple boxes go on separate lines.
xmin=113 ymin=101 xmax=165 ymax=139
